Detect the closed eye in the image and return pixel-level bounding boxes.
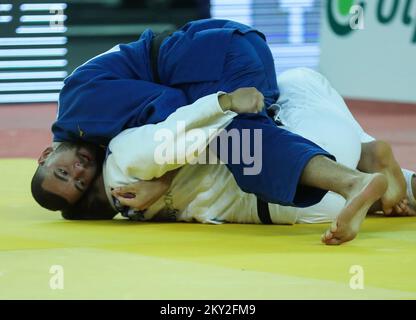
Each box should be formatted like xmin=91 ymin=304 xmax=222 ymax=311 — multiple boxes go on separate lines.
xmin=54 ymin=169 xmax=68 ymax=181
xmin=54 ymin=169 xmax=84 ymax=193
xmin=75 ymin=179 xmax=85 ymax=192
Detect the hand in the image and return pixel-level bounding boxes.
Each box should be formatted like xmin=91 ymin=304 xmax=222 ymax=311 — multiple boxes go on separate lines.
xmin=111 ymin=169 xmax=179 ymax=210
xmin=219 ymin=87 xmax=264 ymax=114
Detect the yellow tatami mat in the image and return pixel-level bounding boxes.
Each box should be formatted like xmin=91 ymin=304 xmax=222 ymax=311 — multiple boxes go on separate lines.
xmin=1 ymin=159 xmax=415 ymax=299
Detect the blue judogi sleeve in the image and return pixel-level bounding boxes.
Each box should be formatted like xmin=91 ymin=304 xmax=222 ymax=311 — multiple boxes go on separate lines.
xmin=53 ymin=20 xmax=261 ymax=146
xmin=53 ymin=30 xmax=189 ymax=146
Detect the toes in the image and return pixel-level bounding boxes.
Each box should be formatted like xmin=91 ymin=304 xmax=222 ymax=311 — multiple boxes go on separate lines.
xmin=325 ymin=230 xmax=333 ymax=240
xmin=399 ymin=203 xmax=409 ymax=215
xmin=392 ymin=200 xmax=411 ymax=216
xmin=324 ymin=238 xmax=342 ymax=246
xmin=395 ymin=205 xmax=403 ymax=214
xmin=321 ymin=229 xmax=335 ymax=243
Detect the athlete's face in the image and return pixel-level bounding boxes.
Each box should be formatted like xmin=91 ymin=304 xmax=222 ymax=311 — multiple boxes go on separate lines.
xmin=38 ymin=143 xmax=99 ymax=204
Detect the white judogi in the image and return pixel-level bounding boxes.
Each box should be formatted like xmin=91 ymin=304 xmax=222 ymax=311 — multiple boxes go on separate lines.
xmin=103 ymin=68 xmax=415 ymax=224
xmin=103 ymin=91 xmax=297 ymax=225
xmin=103 ymin=92 xmax=264 ymax=224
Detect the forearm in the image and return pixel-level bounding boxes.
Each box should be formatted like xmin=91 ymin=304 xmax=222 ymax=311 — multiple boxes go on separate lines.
xmin=109 ymin=92 xmax=237 ymax=180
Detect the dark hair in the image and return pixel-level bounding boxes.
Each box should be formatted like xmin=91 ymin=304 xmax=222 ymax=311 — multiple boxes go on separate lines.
xmin=61 ymin=176 xmax=117 ymax=220
xmin=31 ymin=166 xmax=70 ymax=211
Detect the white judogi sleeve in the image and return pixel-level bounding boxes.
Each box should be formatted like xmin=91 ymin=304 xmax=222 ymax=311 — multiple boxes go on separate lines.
xmin=107 ymin=92 xmax=237 ymax=180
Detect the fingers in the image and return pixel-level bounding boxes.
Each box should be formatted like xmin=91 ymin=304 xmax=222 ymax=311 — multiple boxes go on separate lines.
xmin=112 ymin=185 xmax=136 ymax=195
xmin=112 ymin=194 xmax=138 ymax=208
xmin=112 ymin=192 xmax=150 ymax=211
xmin=111 ymin=188 xmax=141 ymax=207
xmin=256 ymin=92 xmax=265 ymax=112
xmin=250 ymin=91 xmax=262 ymax=113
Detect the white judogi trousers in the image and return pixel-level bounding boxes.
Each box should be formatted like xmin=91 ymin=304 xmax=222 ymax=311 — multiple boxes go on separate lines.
xmin=273 ymin=68 xmax=375 ymax=224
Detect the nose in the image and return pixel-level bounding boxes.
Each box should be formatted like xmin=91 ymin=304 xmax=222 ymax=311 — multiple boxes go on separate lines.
xmin=73 ymin=161 xmax=85 ymax=177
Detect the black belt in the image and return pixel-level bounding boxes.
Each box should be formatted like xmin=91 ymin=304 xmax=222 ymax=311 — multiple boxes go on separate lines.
xmin=150 ymin=30 xmax=173 ymax=84
xmin=257 ymin=198 xmax=272 ymax=224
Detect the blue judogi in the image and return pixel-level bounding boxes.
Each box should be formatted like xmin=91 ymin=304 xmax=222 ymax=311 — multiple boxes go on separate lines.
xmin=53 ymin=19 xmax=333 ymax=207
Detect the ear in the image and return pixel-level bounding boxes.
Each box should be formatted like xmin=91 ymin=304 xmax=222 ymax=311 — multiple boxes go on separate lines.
xmin=38 ymin=147 xmax=54 ymax=165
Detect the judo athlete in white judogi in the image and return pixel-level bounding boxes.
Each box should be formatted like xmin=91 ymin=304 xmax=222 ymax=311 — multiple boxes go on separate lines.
xmin=103 ymin=68 xmax=416 ymax=244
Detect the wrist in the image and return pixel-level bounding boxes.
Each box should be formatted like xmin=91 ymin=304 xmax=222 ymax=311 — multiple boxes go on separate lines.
xmin=218 ymin=92 xmax=232 ymax=111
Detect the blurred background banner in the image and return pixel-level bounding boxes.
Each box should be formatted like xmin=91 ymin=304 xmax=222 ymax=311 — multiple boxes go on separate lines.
xmin=0 ymin=0 xmax=322 ymax=104
xmin=320 ymin=0 xmax=416 ymax=104
xmin=0 ymin=0 xmax=68 ymax=103
xmin=211 ymin=0 xmax=322 ymax=75
xmin=2 ymin=0 xmax=414 ymax=105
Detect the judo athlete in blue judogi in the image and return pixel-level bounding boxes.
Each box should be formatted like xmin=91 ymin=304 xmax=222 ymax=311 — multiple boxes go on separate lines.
xmin=31 ymin=19 xmax=358 ymax=219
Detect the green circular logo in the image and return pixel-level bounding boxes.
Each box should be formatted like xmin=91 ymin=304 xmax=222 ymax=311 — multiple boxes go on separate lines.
xmin=327 ymin=0 xmax=365 ymax=36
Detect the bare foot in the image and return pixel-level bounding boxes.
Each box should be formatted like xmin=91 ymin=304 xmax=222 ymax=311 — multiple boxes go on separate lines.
xmin=359 ymin=141 xmax=406 ymax=214
xmin=321 ymin=173 xmax=387 ymax=245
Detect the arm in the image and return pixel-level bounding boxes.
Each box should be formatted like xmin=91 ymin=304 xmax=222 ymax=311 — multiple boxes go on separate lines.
xmin=108 ymin=92 xmax=238 ymax=180
xmin=108 ymin=87 xmax=264 ymax=209
xmin=53 ymin=39 xmax=189 ymax=145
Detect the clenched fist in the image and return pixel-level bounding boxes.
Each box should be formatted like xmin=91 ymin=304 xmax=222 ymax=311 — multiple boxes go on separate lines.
xmin=219 ymin=87 xmax=264 ymax=114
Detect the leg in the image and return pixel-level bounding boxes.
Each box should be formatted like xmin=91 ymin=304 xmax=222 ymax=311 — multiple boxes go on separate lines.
xmin=277 ymin=68 xmax=407 ymax=215
xmin=271 ymin=68 xmax=389 ymax=243
xmin=180 ymin=31 xmax=280 ymax=108
xmin=218 ymin=113 xmax=387 ymax=245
